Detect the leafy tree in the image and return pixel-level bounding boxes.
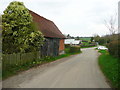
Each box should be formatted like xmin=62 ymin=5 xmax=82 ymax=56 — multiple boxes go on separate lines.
xmin=67 ymin=34 xmax=71 ymax=39
xmin=2 ymin=1 xmax=44 ymax=54
xmin=0 ymin=15 xmax=2 ymax=34
xmin=93 ymin=34 xmax=100 ymax=42
xmin=0 ymin=15 xmax=2 ymax=52
xmin=90 ymin=37 xmax=94 ymax=42
xmin=76 ymin=36 xmax=80 ymax=40
xmin=0 ymin=15 xmax=1 ymax=25
xmin=98 ymin=38 xmax=106 ymax=45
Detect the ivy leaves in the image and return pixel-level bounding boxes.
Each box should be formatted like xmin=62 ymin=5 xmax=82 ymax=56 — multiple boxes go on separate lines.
xmin=2 ymin=1 xmax=44 ymax=54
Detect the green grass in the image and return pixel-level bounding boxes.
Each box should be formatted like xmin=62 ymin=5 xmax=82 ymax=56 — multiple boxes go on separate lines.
xmin=81 ymin=45 xmax=96 ymax=48
xmin=98 ymin=50 xmax=119 ymax=88
xmin=82 ymin=42 xmax=90 ymax=46
xmin=3 ymin=49 xmax=81 ymax=79
xmin=81 ymin=41 xmax=96 ymax=48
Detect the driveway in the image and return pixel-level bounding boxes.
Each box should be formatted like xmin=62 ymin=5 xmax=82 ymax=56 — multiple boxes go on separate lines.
xmin=2 ymin=47 xmax=110 ymax=88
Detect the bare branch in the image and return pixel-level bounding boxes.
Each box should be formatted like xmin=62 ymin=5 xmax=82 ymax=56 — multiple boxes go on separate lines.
xmin=104 ymin=13 xmax=118 ymax=35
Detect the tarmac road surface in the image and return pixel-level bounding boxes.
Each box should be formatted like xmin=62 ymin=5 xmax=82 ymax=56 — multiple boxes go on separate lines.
xmin=3 ymin=47 xmax=110 ymax=88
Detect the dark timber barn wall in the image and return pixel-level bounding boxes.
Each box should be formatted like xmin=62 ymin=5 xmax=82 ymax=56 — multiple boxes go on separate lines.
xmin=29 ymin=10 xmax=65 ymax=57
xmin=41 ymin=38 xmax=60 ymax=57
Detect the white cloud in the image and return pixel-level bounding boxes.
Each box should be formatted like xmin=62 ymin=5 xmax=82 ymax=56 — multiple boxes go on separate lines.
xmin=0 ymin=0 xmax=119 ymax=36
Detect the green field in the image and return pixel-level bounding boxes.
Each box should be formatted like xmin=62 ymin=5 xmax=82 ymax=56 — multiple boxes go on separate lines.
xmin=79 ymin=37 xmax=91 ymax=41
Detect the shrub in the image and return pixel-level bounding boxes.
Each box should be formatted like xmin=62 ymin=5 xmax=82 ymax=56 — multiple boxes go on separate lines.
xmin=2 ymin=1 xmax=44 ymax=54
xmin=65 ymin=48 xmax=70 ymax=54
xmin=98 ymin=38 xmax=106 ymax=45
xmin=69 ymin=46 xmax=81 ymax=53
xmin=65 ymin=44 xmax=71 ymax=48
xmin=81 ymin=43 xmax=96 ymax=47
xmin=108 ymin=40 xmax=120 ymax=58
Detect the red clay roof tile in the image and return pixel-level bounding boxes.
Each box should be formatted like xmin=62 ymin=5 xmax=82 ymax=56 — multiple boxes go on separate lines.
xmin=29 ymin=10 xmax=65 ymax=39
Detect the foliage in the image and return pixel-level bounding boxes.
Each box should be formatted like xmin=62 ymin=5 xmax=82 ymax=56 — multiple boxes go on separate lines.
xmin=81 ymin=45 xmax=96 ymax=48
xmin=76 ymin=36 xmax=80 ymax=40
xmin=0 ymin=15 xmax=2 ymax=50
xmin=65 ymin=45 xmax=81 ymax=54
xmin=94 ymin=34 xmax=119 ymax=46
xmin=98 ymin=50 xmax=119 ymax=88
xmin=0 ymin=15 xmax=2 ymax=25
xmin=80 ymin=42 xmax=96 ymax=47
xmin=65 ymin=46 xmax=81 ymax=54
xmin=80 ymin=37 xmax=91 ymax=42
xmin=108 ymin=40 xmax=120 ymax=58
xmin=93 ymin=35 xmax=100 ymax=42
xmin=65 ymin=48 xmax=70 ymax=53
xmin=90 ymin=37 xmax=94 ymax=42
xmin=2 ymin=1 xmax=44 ymax=54
xmin=69 ymin=46 xmax=81 ymax=53
xmin=0 ymin=15 xmax=1 ymax=33
xmin=98 ymin=38 xmax=106 ymax=45
xmin=81 ymin=42 xmax=89 ymax=46
xmin=65 ymin=44 xmax=71 ymax=48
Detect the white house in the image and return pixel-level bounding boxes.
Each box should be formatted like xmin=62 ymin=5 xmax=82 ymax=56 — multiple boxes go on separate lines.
xmin=72 ymin=40 xmax=82 ymax=45
xmin=65 ymin=39 xmax=82 ymax=45
xmin=65 ymin=39 xmax=75 ymax=45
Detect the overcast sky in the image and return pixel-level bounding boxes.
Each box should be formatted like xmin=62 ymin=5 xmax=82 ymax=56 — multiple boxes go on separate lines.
xmin=0 ymin=0 xmax=119 ymax=37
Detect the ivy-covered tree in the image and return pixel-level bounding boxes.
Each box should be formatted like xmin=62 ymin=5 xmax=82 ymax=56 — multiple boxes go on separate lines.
xmin=0 ymin=15 xmax=2 ymax=52
xmin=0 ymin=15 xmax=1 ymax=26
xmin=2 ymin=1 xmax=44 ymax=54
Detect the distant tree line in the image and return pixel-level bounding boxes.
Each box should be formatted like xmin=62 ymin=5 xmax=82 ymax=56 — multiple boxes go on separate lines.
xmin=93 ymin=34 xmax=120 ymax=58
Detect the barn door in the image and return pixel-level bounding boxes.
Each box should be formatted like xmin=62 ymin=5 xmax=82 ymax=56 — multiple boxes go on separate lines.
xmin=53 ymin=39 xmax=59 ymax=56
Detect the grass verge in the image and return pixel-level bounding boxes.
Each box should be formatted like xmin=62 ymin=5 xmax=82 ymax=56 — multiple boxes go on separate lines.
xmin=98 ymin=50 xmax=119 ymax=88
xmin=81 ymin=45 xmax=96 ymax=48
xmin=3 ymin=50 xmax=81 ymax=80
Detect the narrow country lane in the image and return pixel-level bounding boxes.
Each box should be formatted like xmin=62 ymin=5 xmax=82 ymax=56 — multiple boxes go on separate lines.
xmin=3 ymin=47 xmax=110 ymax=88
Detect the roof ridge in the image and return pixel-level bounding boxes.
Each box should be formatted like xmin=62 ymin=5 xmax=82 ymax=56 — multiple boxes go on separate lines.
xmin=29 ymin=10 xmax=65 ymax=38
xmin=29 ymin=9 xmax=53 ymax=23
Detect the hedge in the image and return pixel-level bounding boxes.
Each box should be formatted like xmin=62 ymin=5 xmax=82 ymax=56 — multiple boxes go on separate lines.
xmin=108 ymin=40 xmax=120 ymax=58
xmin=69 ymin=46 xmax=81 ymax=53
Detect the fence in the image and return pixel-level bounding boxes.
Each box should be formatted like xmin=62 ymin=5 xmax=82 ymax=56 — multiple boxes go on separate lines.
xmin=2 ymin=51 xmax=41 ymax=70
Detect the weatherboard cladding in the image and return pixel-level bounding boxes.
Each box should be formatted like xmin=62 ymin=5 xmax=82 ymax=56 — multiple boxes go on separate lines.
xmin=29 ymin=10 xmax=65 ymax=39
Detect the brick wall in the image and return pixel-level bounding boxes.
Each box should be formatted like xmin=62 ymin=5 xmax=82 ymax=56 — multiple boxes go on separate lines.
xmin=59 ymin=39 xmax=65 ymax=52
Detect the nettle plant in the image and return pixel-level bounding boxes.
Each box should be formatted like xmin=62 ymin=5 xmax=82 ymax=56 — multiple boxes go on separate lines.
xmin=2 ymin=1 xmax=44 ymax=54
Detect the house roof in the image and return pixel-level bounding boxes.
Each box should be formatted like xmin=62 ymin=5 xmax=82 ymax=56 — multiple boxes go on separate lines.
xmin=29 ymin=10 xmax=65 ymax=39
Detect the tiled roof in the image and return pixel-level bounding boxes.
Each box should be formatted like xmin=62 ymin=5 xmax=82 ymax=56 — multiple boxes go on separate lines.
xmin=29 ymin=10 xmax=65 ymax=39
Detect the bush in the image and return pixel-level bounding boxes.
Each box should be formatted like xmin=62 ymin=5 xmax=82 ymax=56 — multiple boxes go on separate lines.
xmin=98 ymin=38 xmax=106 ymax=45
xmin=81 ymin=42 xmax=96 ymax=47
xmin=108 ymin=40 xmax=120 ymax=58
xmin=65 ymin=44 xmax=71 ymax=48
xmin=2 ymin=1 xmax=44 ymax=54
xmin=69 ymin=46 xmax=81 ymax=53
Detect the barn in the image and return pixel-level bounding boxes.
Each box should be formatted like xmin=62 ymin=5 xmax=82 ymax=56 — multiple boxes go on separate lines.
xmin=29 ymin=10 xmax=65 ymax=57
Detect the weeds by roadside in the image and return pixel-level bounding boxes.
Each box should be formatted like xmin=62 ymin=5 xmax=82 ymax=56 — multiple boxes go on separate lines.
xmin=98 ymin=50 xmax=119 ymax=88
